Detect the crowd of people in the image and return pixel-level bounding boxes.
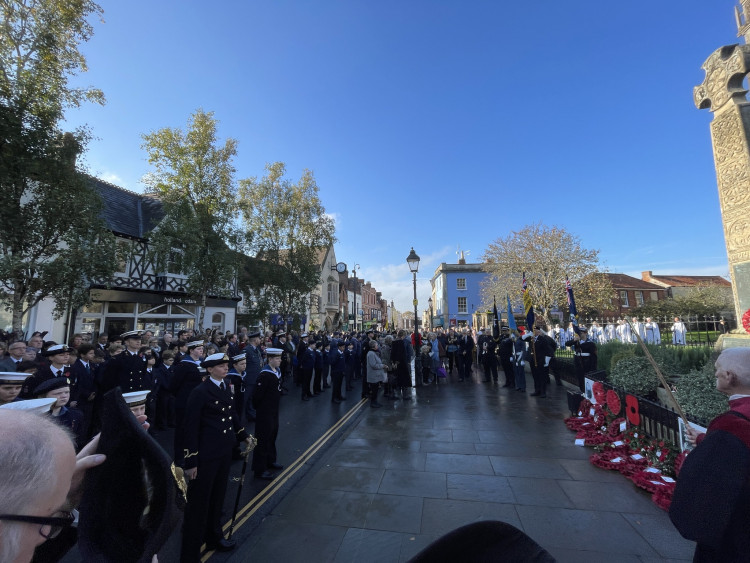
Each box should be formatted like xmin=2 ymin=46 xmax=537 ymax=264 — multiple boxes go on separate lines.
xmin=546 ymin=316 xmax=695 ymax=347
xmin=0 ymin=321 xmax=601 ymax=561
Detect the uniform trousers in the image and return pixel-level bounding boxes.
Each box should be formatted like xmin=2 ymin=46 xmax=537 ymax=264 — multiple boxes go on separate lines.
xmin=301 ymin=368 xmax=314 ymax=398
xmin=331 ymin=369 xmax=345 ymax=401
xmin=531 ymin=364 xmax=548 ymax=396
xmin=500 ymin=359 xmax=514 ymax=386
xmin=181 ymin=455 xmax=231 ymax=563
xmin=514 ymin=363 xmax=526 ymax=391
xmin=252 ymin=415 xmax=279 ymax=475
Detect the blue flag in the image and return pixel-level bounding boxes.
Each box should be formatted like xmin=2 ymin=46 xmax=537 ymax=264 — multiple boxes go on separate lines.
xmin=506 ymin=294 xmax=517 ymax=332
xmin=566 ymin=275 xmax=581 ymax=335
xmin=522 ymin=272 xmax=535 ymax=330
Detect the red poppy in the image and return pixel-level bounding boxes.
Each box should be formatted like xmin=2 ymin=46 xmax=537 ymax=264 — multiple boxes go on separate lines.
xmin=626 ymin=394 xmax=640 ymax=426
xmin=592 ymin=381 xmax=606 ymax=405
xmin=606 ymin=390 xmax=622 ymax=415
xmin=743 ymin=308 xmax=750 ymax=333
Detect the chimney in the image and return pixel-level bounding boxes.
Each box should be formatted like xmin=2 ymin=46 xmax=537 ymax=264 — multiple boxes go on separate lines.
xmin=642 ymin=271 xmax=653 ymax=281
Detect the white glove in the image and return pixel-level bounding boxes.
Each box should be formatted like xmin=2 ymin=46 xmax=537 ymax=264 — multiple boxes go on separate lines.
xmin=544 ymin=356 xmax=551 ymax=367
xmin=520 ymin=361 xmax=525 ymax=366
xmin=509 ymin=357 xmax=513 ymax=362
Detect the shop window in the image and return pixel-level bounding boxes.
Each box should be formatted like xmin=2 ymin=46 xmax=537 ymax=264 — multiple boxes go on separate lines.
xmin=139 ymin=305 xmax=169 ymax=315
xmin=108 ymin=302 xmax=135 ymax=314
xmin=82 ymin=302 xmax=103 ymax=313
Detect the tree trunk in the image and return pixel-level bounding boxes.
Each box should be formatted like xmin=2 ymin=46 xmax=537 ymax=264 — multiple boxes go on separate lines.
xmin=12 ymin=291 xmax=25 ymax=340
xmin=197 ymin=293 xmax=207 ymax=334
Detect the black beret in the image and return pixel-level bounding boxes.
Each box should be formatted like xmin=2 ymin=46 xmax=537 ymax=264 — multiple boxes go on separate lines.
xmin=78 ymin=388 xmax=184 ymax=562
xmin=33 ymin=376 xmax=70 ymax=396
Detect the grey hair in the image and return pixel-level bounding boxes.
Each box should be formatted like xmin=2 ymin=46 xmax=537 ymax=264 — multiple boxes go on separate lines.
xmin=369 ymin=340 xmax=378 ymax=350
xmin=0 ymin=411 xmax=73 ymax=513
xmin=384 ymin=335 xmax=393 ymax=345
xmin=0 ymin=411 xmax=73 ymax=563
xmin=719 ymin=348 xmax=750 ymax=386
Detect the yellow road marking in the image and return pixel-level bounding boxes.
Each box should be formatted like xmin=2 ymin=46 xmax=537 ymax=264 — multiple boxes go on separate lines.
xmin=200 ymin=398 xmax=367 ymax=561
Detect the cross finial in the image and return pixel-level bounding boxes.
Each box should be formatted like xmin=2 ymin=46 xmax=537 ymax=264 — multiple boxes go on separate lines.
xmin=737 ymin=1 xmax=750 ymax=43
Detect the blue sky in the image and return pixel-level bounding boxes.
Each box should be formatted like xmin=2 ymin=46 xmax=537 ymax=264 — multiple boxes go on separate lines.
xmin=64 ymin=0 xmax=737 ymax=314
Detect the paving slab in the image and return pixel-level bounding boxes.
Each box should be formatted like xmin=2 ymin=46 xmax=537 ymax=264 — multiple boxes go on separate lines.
xmin=226 ymin=368 xmax=696 ymax=562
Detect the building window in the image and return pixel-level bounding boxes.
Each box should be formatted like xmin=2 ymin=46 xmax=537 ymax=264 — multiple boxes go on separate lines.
xmin=457 ymin=297 xmax=467 ymax=313
xmin=327 ymin=282 xmax=337 ymax=305
xmin=167 ymin=250 xmax=183 ymax=275
xmin=635 ymin=291 xmax=644 ymax=306
xmin=116 ymin=239 xmax=132 ymax=274
xmin=650 ymin=291 xmax=659 ymax=301
xmin=620 ymin=291 xmax=629 ymax=307
xmin=456 ymin=278 xmax=466 ymax=290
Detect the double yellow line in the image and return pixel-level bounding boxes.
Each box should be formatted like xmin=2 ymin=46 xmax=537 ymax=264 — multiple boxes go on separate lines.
xmin=201 ymin=398 xmax=368 ymax=561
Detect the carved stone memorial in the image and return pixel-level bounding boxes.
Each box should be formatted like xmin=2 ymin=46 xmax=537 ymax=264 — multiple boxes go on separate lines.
xmin=695 ymin=0 xmax=750 ymax=335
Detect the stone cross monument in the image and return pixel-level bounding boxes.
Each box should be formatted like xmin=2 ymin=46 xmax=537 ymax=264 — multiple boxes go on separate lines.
xmin=695 ymin=0 xmax=750 ymax=335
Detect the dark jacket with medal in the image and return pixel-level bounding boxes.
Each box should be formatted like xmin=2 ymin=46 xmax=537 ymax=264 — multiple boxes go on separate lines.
xmin=182 ymin=379 xmax=248 ymax=469
xmin=101 ymin=351 xmax=148 ymax=394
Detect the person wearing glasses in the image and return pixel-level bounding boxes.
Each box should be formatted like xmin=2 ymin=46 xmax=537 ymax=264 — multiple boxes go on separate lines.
xmin=0 ymin=409 xmax=105 ymax=562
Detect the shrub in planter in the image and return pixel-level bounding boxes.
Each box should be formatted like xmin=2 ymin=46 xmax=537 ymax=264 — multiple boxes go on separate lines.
xmin=673 ymin=357 xmax=728 ymax=424
xmin=609 ymin=356 xmax=659 ymax=397
xmin=597 ymin=342 xmax=633 ymax=376
xmin=609 ymin=349 xmax=635 ymax=374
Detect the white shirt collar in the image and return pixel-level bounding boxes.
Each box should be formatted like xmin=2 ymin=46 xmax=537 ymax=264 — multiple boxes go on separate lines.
xmin=209 ymin=377 xmax=223 ymax=388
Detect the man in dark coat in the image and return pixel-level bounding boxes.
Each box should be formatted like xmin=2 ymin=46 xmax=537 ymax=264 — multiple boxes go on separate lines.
xmin=565 ymin=327 xmax=597 ymax=391
xmin=300 ymin=340 xmax=316 ymax=401
xmin=170 ymin=339 xmax=205 ymax=467
xmin=244 ymin=331 xmax=263 ymax=421
xmin=524 ymin=327 xmax=555 ymax=398
xmin=252 ymin=348 xmax=284 ymax=480
xmin=99 ymin=331 xmax=148 ymax=394
xmin=180 ymin=353 xmax=251 ymax=562
xmin=390 ymin=330 xmax=412 ymax=399
xmin=478 ymin=331 xmax=499 ymax=383
xmin=458 ymin=329 xmax=474 ymax=382
xmin=498 ymin=327 xmax=515 ymax=387
xmin=669 ymin=348 xmax=750 ymax=562
xmin=330 ymin=341 xmax=347 ymax=403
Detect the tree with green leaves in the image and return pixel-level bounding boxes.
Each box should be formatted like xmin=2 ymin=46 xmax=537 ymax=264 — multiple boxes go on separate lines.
xmin=481 ymin=223 xmax=614 ymax=327
xmin=239 ymin=162 xmax=336 ymax=332
xmin=0 ymin=0 xmax=118 ymax=338
xmin=141 ymin=109 xmax=244 ymax=331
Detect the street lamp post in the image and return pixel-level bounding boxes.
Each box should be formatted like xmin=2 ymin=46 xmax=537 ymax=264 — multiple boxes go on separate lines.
xmin=428 ymin=297 xmax=433 ymax=331
xmin=407 ymin=247 xmax=426 ymax=386
xmin=351 ymin=264 xmax=360 ymax=332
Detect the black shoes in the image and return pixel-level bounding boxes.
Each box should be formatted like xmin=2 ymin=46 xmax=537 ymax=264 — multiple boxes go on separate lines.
xmin=206 ymin=538 xmax=236 ymax=552
xmin=530 ymin=392 xmax=540 ymax=396
xmin=255 ymin=471 xmax=275 ymax=480
xmin=269 ymin=463 xmax=284 ymax=470
xmin=332 ymin=398 xmax=341 ymax=404
xmin=370 ymin=401 xmax=382 ymax=408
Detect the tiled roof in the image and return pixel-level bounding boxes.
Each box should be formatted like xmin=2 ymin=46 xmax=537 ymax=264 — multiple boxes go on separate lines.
xmin=601 ymin=273 xmax=666 ymax=290
xmin=646 ymin=274 xmax=731 ymax=287
xmin=89 ymin=176 xmax=163 ymax=239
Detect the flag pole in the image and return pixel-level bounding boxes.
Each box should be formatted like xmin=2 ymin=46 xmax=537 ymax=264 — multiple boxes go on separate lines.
xmin=624 ymin=317 xmax=689 ymax=423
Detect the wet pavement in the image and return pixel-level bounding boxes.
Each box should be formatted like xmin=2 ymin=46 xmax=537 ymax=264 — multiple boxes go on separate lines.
xmin=61 ymin=366 xmax=696 ymax=562
xmin=221 ymin=367 xmax=696 ymax=563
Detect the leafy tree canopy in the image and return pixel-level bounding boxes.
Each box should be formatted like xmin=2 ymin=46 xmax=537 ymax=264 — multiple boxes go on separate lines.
xmin=239 ymin=162 xmax=336 ymax=329
xmin=142 ymin=109 xmax=244 ymax=331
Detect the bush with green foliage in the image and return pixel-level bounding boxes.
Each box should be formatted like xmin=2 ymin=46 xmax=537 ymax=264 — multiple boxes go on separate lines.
xmin=596 ymin=342 xmax=713 ymax=379
xmin=673 ymin=354 xmax=728 ymax=425
xmin=609 ymin=356 xmax=660 ymax=396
